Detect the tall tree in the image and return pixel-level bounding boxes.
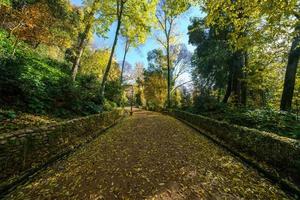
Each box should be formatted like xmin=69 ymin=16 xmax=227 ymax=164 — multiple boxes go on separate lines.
xmin=155 ymin=0 xmax=190 ymax=108
xmin=119 ymin=21 xmax=152 ymax=84
xmin=147 ymin=44 xmax=191 ymax=93
xmin=99 ymin=0 xmax=157 ymax=103
xmin=147 ymin=44 xmax=191 ymax=107
xmin=71 ymin=0 xmax=113 ymax=81
xmin=203 ymin=0 xmax=299 ymax=109
xmin=79 ymin=49 xmax=120 ymax=80
xmin=120 ymin=38 xmax=130 ymax=84
xmin=188 ymin=18 xmax=232 ymax=102
xmin=99 ymin=0 xmax=125 ymax=103
xmin=134 ymin=62 xmax=146 ymax=107
xmin=257 ymin=0 xmax=299 ymax=110
xmin=144 ymin=71 xmax=167 ymax=110
xmin=280 ymin=24 xmax=300 ymax=111
xmin=71 ymin=0 xmax=100 ymax=81
xmin=169 ymin=44 xmax=192 ymax=94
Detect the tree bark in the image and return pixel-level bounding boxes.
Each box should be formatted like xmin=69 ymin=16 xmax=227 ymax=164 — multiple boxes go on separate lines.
xmin=231 ymin=50 xmax=245 ymax=106
xmin=241 ymin=52 xmax=248 ymax=106
xmin=223 ymin=68 xmax=233 ymax=103
xmin=280 ymin=26 xmax=300 ymax=111
xmin=99 ymin=1 xmax=124 ymax=103
xmin=241 ymin=73 xmax=247 ymax=106
xmin=166 ymin=38 xmax=171 ymax=108
xmin=71 ymin=0 xmax=98 ymax=81
xmin=260 ymin=90 xmax=266 ymax=107
xmin=120 ymin=39 xmax=130 ymax=84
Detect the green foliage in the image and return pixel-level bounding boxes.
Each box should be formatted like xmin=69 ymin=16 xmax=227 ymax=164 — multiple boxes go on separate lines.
xmin=188 ymin=18 xmax=231 ymax=92
xmin=180 ymin=87 xmax=192 ymax=109
xmin=0 ymin=0 xmax=11 ymax=6
xmin=0 ymin=29 xmax=13 ymax=58
xmin=144 ymin=71 xmax=167 ymax=110
xmin=0 ymin=29 xmax=104 ymax=117
xmin=104 ymin=80 xmax=124 ymax=106
xmin=0 ymin=110 xmax=17 ymax=121
xmin=103 ymin=99 xmax=117 ymax=111
xmin=1 ymin=0 xmax=80 ymax=49
xmin=191 ymin=101 xmax=300 ymax=139
xmin=171 ymin=89 xmax=182 ymax=108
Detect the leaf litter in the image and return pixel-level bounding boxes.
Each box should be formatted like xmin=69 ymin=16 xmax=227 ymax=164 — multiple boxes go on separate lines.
xmin=6 ymin=110 xmax=292 ymax=199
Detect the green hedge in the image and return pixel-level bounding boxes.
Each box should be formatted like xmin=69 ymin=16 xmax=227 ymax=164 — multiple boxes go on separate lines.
xmin=0 ymin=109 xmax=124 ymax=193
xmin=170 ymin=110 xmax=300 ymax=191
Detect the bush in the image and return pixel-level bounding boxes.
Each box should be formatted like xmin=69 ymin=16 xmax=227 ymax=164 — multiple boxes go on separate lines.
xmin=104 ymin=80 xmax=123 ymax=106
xmin=193 ymin=94 xmax=222 ymax=112
xmin=103 ymin=99 xmax=117 ymax=111
xmin=0 ymin=29 xmax=106 ymax=117
xmin=190 ymin=100 xmax=300 ymax=139
xmin=0 ymin=110 xmax=17 ymax=121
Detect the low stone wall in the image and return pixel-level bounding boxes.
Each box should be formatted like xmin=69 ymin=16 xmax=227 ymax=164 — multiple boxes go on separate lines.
xmin=0 ymin=109 xmax=124 ymax=192
xmin=170 ymin=110 xmax=300 ymax=192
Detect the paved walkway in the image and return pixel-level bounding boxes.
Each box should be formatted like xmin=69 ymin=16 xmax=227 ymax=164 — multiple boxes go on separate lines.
xmin=6 ymin=111 xmax=290 ymax=199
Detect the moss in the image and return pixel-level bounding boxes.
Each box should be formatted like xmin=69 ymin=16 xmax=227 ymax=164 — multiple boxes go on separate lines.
xmin=171 ymin=110 xmax=300 ymax=188
xmin=0 ymin=109 xmax=124 ymax=189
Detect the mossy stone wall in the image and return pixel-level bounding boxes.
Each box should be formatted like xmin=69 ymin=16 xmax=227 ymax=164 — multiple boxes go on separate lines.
xmin=0 ymin=109 xmax=124 ymax=192
xmin=170 ymin=110 xmax=300 ymax=191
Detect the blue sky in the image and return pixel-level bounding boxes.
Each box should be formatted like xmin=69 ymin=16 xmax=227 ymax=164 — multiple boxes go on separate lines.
xmin=71 ymin=0 xmax=204 ymax=69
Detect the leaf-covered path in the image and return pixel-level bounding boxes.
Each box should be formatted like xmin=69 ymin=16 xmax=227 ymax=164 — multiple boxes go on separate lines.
xmin=6 ymin=110 xmax=290 ymax=199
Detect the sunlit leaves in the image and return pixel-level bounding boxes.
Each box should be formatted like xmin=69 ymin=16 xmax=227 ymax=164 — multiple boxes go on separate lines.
xmin=144 ymin=73 xmax=168 ymax=109
xmin=203 ymin=0 xmax=298 ymax=50
xmin=80 ymin=49 xmax=120 ymax=81
xmin=0 ymin=0 xmax=79 ymax=48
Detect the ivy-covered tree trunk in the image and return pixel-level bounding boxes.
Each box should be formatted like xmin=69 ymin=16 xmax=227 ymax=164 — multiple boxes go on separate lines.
xmin=100 ymin=1 xmax=124 ymax=103
xmin=280 ymin=27 xmax=300 ymax=111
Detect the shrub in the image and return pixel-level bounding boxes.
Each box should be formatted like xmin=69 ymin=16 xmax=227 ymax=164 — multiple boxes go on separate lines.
xmin=190 ymin=101 xmax=300 ymax=139
xmin=103 ymin=99 xmax=117 ymax=111
xmin=0 ymin=29 xmax=105 ymax=117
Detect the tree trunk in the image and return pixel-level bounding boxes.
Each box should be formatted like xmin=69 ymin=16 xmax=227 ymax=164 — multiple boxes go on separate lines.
xmin=231 ymin=50 xmax=245 ymax=106
xmin=71 ymin=0 xmax=98 ymax=81
xmin=223 ymin=69 xmax=233 ymax=103
xmin=241 ymin=52 xmax=248 ymax=106
xmin=71 ymin=38 xmax=86 ymax=81
xmin=260 ymin=90 xmax=266 ymax=107
xmin=280 ymin=26 xmax=300 ymax=111
xmin=166 ymin=38 xmax=171 ymax=108
xmin=120 ymin=39 xmax=130 ymax=84
xmin=99 ymin=1 xmax=124 ymax=103
xmin=217 ymin=88 xmax=221 ymax=102
xmin=241 ymin=73 xmax=247 ymax=106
